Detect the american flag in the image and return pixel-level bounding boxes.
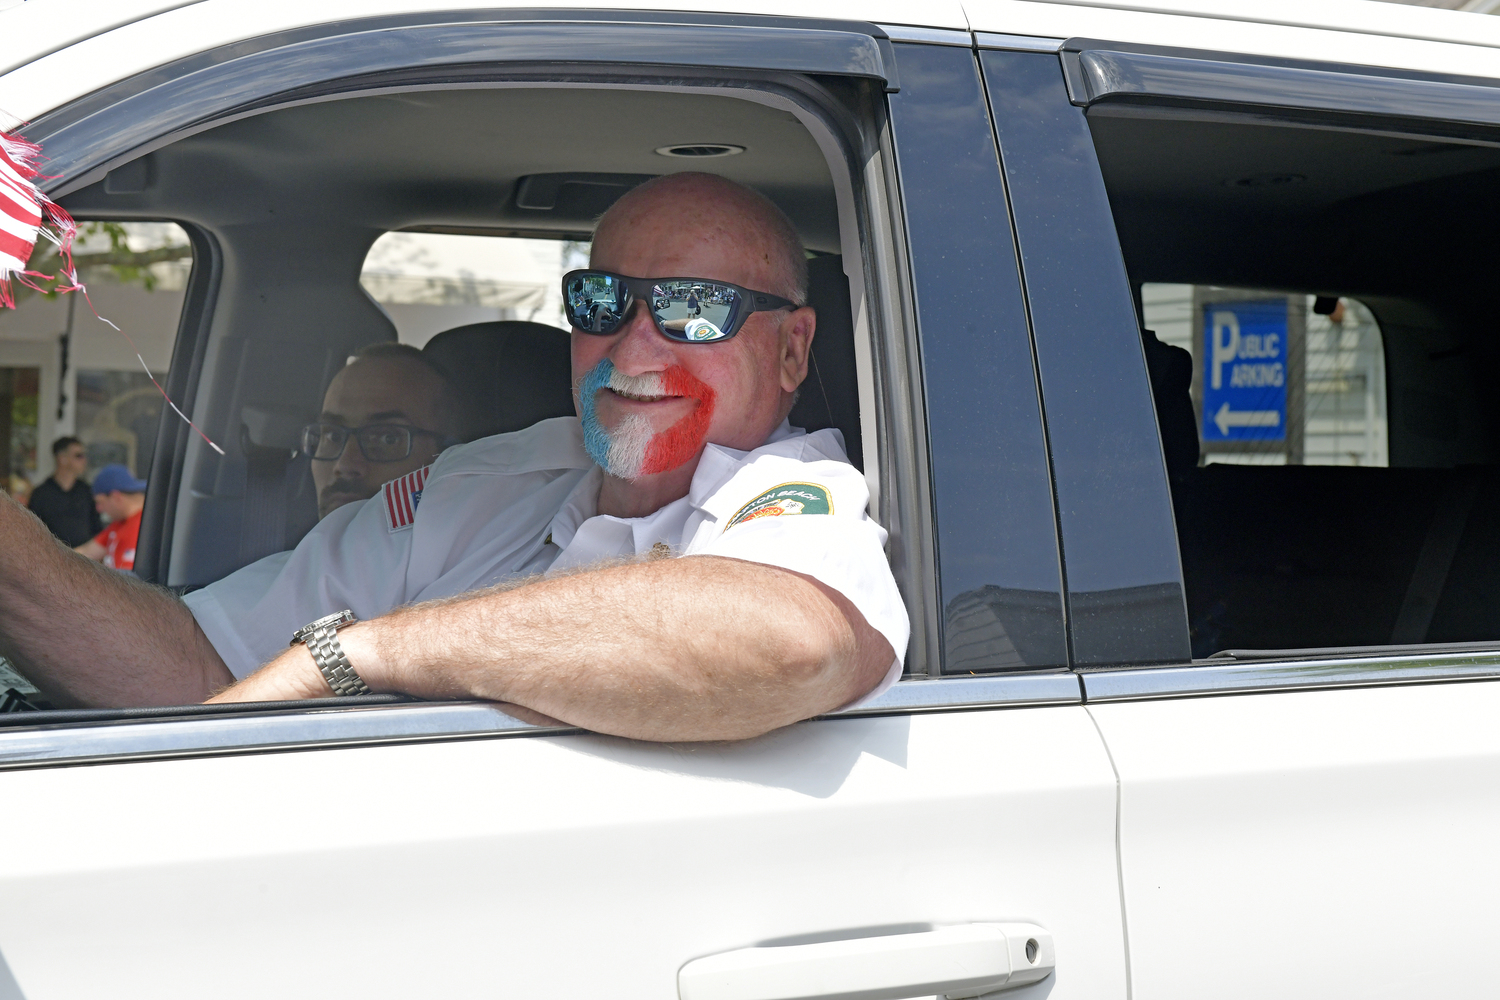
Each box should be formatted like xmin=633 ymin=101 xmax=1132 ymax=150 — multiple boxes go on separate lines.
xmin=0 ymin=129 xmax=77 ymax=309
xmin=383 ymin=465 xmax=431 ymax=532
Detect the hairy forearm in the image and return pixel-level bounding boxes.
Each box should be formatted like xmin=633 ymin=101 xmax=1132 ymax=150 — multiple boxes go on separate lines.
xmin=0 ymin=494 xmax=232 ymax=707
xmin=223 ymin=556 xmax=889 ymax=741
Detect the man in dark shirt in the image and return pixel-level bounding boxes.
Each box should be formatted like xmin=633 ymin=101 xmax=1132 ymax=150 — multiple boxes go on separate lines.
xmin=27 ymin=437 xmax=101 ymax=547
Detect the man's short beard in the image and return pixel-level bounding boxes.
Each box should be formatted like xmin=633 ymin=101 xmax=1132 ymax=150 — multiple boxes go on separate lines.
xmin=318 ymin=477 xmax=376 ymax=517
xmin=576 ymin=360 xmax=717 ymax=480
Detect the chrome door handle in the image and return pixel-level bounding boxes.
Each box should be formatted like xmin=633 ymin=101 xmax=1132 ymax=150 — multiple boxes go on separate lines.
xmin=678 ymin=922 xmax=1054 ymax=1000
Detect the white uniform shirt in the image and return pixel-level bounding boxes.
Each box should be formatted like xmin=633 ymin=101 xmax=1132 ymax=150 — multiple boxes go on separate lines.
xmin=185 ymin=416 xmax=909 ymax=706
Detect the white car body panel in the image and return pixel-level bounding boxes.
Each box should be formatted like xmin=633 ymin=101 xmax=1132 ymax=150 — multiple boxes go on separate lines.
xmin=0 ymin=0 xmax=969 ymax=126
xmin=2 ymin=2 xmax=1498 ymax=996
xmin=971 ymin=0 xmax=1500 ymax=49
xmin=965 ymin=0 xmax=1500 ymax=79
xmin=6 ymin=0 xmax=1500 ymax=126
xmin=1090 ymin=681 xmax=1500 ymax=1000
xmin=0 ymin=709 xmax=1126 ymax=998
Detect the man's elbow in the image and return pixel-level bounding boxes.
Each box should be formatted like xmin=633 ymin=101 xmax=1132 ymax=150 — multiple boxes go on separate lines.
xmin=754 ymin=613 xmax=890 ymax=727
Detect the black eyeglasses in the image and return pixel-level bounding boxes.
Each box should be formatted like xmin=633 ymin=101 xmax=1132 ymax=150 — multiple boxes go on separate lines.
xmin=563 ymin=269 xmax=799 ymax=343
xmin=300 ymin=423 xmax=452 ymax=463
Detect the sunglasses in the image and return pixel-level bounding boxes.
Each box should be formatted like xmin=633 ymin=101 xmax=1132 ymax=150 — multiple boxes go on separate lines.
xmin=563 ymin=269 xmax=799 ymax=343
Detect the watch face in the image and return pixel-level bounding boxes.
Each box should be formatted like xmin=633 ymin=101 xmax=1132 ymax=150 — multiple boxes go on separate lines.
xmin=291 ymin=610 xmax=356 ymax=645
xmin=311 ymin=611 xmax=354 ymax=631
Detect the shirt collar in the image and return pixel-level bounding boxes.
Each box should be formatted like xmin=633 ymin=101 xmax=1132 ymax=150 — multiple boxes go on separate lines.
xmin=688 ymin=418 xmax=800 ymax=508
xmin=549 ymin=418 xmax=802 ymax=545
xmin=546 ymin=464 xmax=603 ymax=552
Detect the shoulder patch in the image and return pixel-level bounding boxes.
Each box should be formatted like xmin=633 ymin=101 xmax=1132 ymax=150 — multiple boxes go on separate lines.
xmin=725 ymin=481 xmax=833 ymax=531
xmin=383 ymin=465 xmax=431 ymax=532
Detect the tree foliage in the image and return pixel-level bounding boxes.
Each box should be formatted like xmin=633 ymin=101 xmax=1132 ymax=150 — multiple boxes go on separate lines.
xmin=12 ymin=222 xmax=191 ymax=305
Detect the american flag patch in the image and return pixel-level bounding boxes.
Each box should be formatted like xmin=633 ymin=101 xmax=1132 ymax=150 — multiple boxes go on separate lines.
xmin=383 ymin=465 xmax=431 ymax=532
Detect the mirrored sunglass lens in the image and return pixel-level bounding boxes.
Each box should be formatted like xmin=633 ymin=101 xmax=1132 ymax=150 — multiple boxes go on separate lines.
xmin=567 ymin=273 xmax=627 ymax=333
xmin=650 ymin=280 xmax=738 ymax=342
xmin=358 ymin=426 xmax=412 ymax=462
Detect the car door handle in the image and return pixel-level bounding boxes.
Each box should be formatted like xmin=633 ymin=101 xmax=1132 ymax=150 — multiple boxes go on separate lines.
xmin=678 ymin=922 xmax=1054 ymax=1000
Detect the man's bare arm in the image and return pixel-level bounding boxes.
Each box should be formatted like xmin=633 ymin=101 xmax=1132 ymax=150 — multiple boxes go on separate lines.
xmin=211 ymin=555 xmax=895 ymax=742
xmin=0 ymin=494 xmax=234 ymax=707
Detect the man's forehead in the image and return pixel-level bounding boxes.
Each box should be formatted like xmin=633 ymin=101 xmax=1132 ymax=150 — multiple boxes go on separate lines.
xmin=322 ymin=358 xmax=440 ymax=421
xmin=595 ymin=196 xmax=775 ymax=285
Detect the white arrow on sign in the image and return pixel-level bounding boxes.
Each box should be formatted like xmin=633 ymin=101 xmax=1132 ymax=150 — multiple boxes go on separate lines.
xmin=1213 ymin=401 xmax=1281 ymax=435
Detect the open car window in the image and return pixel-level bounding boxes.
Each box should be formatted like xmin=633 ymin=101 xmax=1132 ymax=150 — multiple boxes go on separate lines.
xmin=2 ymin=221 xmax=192 ymax=707
xmin=0 ymin=17 xmax=968 ymax=737
xmin=360 ymin=232 xmax=583 ymax=345
xmin=1093 ymin=105 xmax=1500 ymax=659
xmin=1143 ymin=286 xmax=1388 ymax=468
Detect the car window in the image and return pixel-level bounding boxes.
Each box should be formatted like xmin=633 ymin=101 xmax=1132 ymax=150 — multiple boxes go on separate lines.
xmin=1091 ymin=108 xmax=1500 ymax=657
xmin=0 ymin=62 xmax=932 ymax=717
xmin=1141 ymin=286 xmax=1388 ymax=468
xmin=0 ymin=220 xmax=191 ymax=706
xmin=360 ymin=232 xmax=585 ymax=345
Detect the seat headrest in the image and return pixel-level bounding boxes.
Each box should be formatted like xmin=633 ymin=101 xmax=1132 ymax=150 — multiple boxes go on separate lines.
xmin=789 ymin=254 xmax=863 ymax=470
xmin=422 ymin=321 xmax=576 ymax=441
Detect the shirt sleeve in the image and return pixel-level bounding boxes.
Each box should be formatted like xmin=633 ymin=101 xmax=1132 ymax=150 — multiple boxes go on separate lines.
xmin=688 ymin=454 xmax=910 ymax=707
xmin=183 ymin=495 xmax=415 ymax=678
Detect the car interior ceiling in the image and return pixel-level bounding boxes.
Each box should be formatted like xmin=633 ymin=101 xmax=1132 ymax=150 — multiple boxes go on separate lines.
xmin=1090 ymin=108 xmax=1500 ymax=657
xmin=57 ymin=85 xmax=861 ymax=588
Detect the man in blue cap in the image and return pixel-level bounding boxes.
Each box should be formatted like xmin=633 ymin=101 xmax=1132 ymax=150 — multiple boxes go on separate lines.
xmin=74 ymin=464 xmax=146 ymax=572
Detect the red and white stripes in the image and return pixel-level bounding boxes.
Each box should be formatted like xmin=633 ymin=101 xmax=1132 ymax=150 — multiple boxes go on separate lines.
xmin=383 ymin=465 xmax=431 ymax=532
xmin=0 ymin=129 xmax=78 ymax=309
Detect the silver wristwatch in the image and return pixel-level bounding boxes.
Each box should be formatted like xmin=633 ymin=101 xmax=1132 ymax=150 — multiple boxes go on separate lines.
xmin=290 ymin=609 xmax=370 ymax=696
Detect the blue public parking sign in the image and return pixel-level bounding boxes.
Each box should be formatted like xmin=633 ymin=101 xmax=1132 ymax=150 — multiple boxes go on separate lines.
xmin=1202 ymin=300 xmax=1288 ymax=442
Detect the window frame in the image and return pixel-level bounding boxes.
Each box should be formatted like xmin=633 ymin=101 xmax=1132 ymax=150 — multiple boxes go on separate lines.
xmin=996 ymin=35 xmax=1500 ymax=692
xmin=0 ymin=14 xmax=1091 ymax=769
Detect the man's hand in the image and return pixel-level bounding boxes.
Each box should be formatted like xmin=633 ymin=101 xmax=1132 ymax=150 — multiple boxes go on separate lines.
xmin=208 ymin=555 xmax=894 ymax=741
xmin=0 ymin=492 xmax=235 ymax=707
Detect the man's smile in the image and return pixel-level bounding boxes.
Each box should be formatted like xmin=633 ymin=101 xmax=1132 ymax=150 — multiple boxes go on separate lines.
xmin=608 ymin=388 xmax=677 ymax=404
xmin=578 ymin=360 xmax=718 ymax=479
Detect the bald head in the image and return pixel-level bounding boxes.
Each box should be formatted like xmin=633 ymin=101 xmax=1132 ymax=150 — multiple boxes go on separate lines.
xmin=594 ymin=173 xmax=808 ymax=304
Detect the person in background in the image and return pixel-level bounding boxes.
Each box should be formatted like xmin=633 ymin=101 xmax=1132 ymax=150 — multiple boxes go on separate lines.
xmin=74 ymin=464 xmax=146 ymax=571
xmin=305 ymin=342 xmax=463 ymax=520
xmin=27 ymin=436 xmax=101 ymax=546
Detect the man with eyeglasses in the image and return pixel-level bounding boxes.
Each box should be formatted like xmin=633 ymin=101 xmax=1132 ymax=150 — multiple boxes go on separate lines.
xmin=305 ymin=343 xmax=462 ymax=520
xmin=0 ymin=172 xmax=906 ymax=742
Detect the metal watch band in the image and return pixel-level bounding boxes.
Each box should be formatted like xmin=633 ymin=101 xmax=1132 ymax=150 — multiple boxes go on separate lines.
xmin=302 ymin=620 xmax=370 ymax=697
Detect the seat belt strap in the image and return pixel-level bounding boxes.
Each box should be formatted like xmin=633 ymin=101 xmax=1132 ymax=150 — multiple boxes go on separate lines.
xmin=1390 ymin=474 xmax=1478 ymax=645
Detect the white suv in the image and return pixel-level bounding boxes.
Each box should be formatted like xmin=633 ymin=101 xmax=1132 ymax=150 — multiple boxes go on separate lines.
xmin=2 ymin=2 xmax=1499 ymax=998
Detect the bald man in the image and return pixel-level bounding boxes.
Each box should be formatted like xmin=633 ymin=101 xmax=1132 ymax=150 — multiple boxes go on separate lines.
xmin=0 ymin=173 xmax=907 ymax=741
xmin=308 ymin=343 xmax=462 ymax=520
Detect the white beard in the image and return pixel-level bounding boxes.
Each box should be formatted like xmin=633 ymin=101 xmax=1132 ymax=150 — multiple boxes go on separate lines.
xmin=600 ymin=413 xmax=654 ymax=480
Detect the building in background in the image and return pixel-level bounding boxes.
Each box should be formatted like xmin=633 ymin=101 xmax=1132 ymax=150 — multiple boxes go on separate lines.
xmin=1143 ymin=284 xmax=1389 ymax=468
xmin=360 ymin=233 xmax=583 ymax=347
xmin=0 ymin=222 xmax=188 ymax=489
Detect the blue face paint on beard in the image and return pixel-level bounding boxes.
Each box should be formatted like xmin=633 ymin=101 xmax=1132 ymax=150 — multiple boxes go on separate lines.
xmin=577 ymin=358 xmax=615 ymax=471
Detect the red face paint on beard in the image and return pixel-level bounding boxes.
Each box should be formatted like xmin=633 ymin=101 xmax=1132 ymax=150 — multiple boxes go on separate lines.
xmin=640 ymin=365 xmax=718 ymax=476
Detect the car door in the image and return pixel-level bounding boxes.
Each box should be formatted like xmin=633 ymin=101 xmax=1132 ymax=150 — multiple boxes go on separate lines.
xmin=0 ymin=12 xmax=1128 ymax=999
xmin=979 ymin=32 xmax=1500 ymax=1000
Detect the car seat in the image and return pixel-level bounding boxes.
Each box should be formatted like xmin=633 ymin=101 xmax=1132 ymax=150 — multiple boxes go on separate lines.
xmin=421 ymin=321 xmax=577 ymax=441
xmin=789 ymin=254 xmax=863 ymax=470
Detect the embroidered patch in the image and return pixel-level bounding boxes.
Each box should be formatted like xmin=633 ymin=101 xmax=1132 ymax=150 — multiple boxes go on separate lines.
xmin=383 ymin=465 xmax=431 ymax=532
xmin=725 ymin=482 xmax=833 ymax=530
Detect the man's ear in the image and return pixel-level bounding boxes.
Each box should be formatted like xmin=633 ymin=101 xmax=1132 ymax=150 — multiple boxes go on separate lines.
xmin=779 ymin=306 xmax=817 ymax=394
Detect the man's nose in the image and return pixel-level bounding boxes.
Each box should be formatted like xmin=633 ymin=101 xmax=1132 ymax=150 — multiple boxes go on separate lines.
xmin=608 ymin=300 xmax=677 ymax=374
xmin=331 ymin=436 xmax=370 ymax=479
